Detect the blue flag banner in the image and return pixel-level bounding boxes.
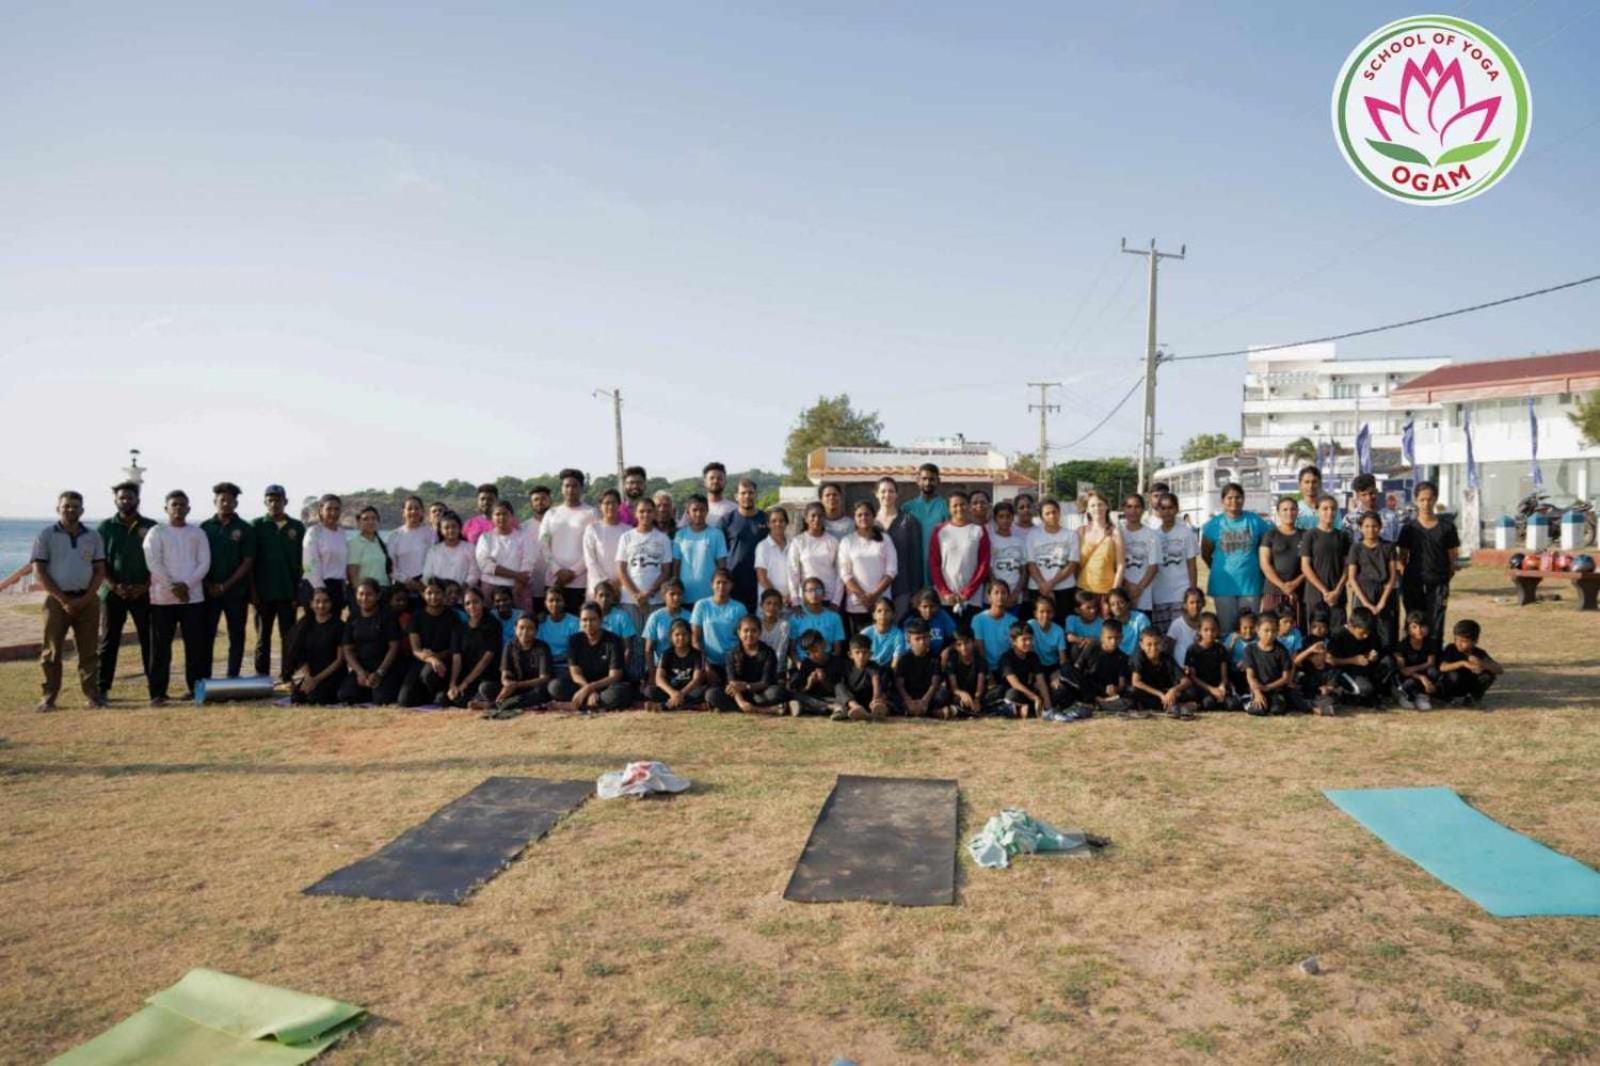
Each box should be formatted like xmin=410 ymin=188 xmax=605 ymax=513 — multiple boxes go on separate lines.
xmin=1464 ymin=406 xmax=1479 ymax=491
xmin=1356 ymin=423 xmax=1373 ymax=475
xmin=1401 ymin=420 xmax=1417 ymax=482
xmin=1528 ymin=397 xmax=1544 ymax=489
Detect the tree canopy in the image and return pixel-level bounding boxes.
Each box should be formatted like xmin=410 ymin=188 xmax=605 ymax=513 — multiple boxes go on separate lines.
xmin=1571 ymin=392 xmax=1600 ymax=448
xmin=782 ymin=394 xmax=887 ymax=484
xmin=1180 ymin=433 xmax=1243 ymax=463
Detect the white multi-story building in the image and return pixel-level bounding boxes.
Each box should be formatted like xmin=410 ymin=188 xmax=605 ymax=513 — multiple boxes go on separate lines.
xmin=1392 ymin=349 xmax=1600 ymax=522
xmin=1240 ymin=343 xmax=1449 ymax=457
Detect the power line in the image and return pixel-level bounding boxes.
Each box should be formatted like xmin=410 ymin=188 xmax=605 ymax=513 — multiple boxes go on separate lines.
xmin=1167 ymin=272 xmax=1600 ymax=363
xmin=1056 ymin=376 xmax=1146 ymax=452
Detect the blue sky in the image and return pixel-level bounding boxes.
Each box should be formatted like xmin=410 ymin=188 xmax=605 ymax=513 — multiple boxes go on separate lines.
xmin=2 ymin=1 xmax=1596 ymax=514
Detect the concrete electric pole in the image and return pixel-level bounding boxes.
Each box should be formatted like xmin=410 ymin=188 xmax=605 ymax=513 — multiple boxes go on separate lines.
xmin=593 ymin=387 xmax=626 ymax=488
xmin=1027 ymin=382 xmax=1062 ymax=495
xmin=1121 ymin=238 xmax=1185 ymax=492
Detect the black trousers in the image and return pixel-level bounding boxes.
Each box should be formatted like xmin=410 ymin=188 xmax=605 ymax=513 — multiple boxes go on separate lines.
xmin=707 ymin=683 xmax=787 ymax=712
xmin=254 ymin=598 xmax=298 ymax=679
xmin=203 ymin=594 xmax=250 ymax=679
xmin=641 ymin=683 xmax=707 ymax=708
xmin=98 ymin=591 xmax=151 ymax=694
xmin=1401 ymin=580 xmax=1451 ymax=652
xmin=1438 ymin=669 xmax=1496 ymax=702
xmin=338 ymin=669 xmax=405 ymax=706
xmin=399 ymin=659 xmax=452 ymax=707
xmin=549 ymin=676 xmax=638 ymax=709
xmin=149 ymin=602 xmax=207 ymax=699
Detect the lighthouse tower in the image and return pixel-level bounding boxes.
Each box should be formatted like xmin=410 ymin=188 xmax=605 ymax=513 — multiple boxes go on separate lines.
xmin=122 ymin=449 xmax=146 ymax=488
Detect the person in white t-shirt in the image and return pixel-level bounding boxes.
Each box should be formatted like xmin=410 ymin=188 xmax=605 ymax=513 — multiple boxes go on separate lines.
xmin=423 ymin=512 xmax=480 ymax=589
xmin=1149 ymin=490 xmax=1200 ymax=630
xmin=754 ymin=505 xmax=795 ymax=609
xmin=818 ymin=483 xmax=855 ymax=541
xmin=1027 ymin=497 xmax=1080 ymax=620
xmin=1119 ymin=492 xmax=1164 ymax=615
xmin=476 ymin=501 xmax=538 ymax=604
xmin=787 ymin=502 xmax=842 ymax=606
xmin=540 ymin=468 xmax=598 ymax=615
xmin=614 ymin=497 xmax=672 ymax=619
xmin=387 ymin=495 xmax=437 ymax=602
xmin=928 ymin=491 xmax=989 ymax=622
xmin=692 ymin=461 xmax=737 ymax=527
xmin=985 ymin=500 xmax=1031 ymax=607
xmin=582 ymin=489 xmax=629 ymax=602
xmin=837 ymin=500 xmax=898 ymax=633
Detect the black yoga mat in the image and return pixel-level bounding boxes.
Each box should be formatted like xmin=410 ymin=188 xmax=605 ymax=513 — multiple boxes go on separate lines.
xmin=784 ymin=774 xmax=959 ymax=906
xmin=304 ymin=776 xmax=591 ymax=904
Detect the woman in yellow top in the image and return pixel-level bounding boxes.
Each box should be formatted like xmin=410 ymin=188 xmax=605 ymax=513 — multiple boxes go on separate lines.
xmin=1075 ymin=490 xmax=1125 ymax=609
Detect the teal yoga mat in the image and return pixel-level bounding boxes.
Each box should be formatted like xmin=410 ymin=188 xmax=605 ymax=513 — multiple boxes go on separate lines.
xmin=1325 ymin=787 xmax=1600 ymax=918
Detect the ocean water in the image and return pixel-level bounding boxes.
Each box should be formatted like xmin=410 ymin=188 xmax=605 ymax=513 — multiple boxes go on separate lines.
xmin=0 ymin=517 xmax=60 ymax=580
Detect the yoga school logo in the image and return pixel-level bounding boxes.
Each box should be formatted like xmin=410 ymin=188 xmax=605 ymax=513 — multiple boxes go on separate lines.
xmin=1332 ymin=15 xmax=1531 ymax=205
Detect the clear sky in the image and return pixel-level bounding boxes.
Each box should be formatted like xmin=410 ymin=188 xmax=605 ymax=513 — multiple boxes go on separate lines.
xmin=2 ymin=1 xmax=1596 ymax=515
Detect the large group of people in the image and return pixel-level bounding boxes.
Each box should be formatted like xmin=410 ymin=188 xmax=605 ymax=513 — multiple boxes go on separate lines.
xmin=27 ymin=460 xmax=1501 ymax=719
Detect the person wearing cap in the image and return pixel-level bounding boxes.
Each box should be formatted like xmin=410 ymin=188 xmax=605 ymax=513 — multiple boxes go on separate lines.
xmin=252 ymin=484 xmax=305 ymax=680
xmin=32 ymin=490 xmax=107 ymax=711
xmin=145 ymin=489 xmax=211 ymax=704
xmin=96 ymin=480 xmax=157 ymax=699
xmin=200 ymin=481 xmax=257 ymax=680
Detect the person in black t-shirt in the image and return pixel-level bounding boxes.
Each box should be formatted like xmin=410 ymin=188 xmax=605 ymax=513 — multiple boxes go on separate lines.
xmin=339 ymin=578 xmax=404 ymax=705
xmin=1131 ymin=627 xmax=1192 ymax=718
xmin=286 ymin=587 xmax=346 ymax=705
xmin=833 ymin=635 xmax=887 ymax=721
xmin=1346 ymin=512 xmax=1400 ymax=648
xmin=894 ymin=620 xmax=948 ymax=718
xmin=1327 ymin=607 xmax=1391 ymax=706
xmin=482 ymin=615 xmax=554 ymax=716
xmin=645 ymin=619 xmax=707 ymax=710
xmin=401 ymin=578 xmax=463 ymax=707
xmin=1258 ymin=497 xmax=1306 ymax=624
xmin=942 ymin=629 xmax=988 ymax=717
xmin=997 ymin=623 xmax=1049 ymax=718
xmin=552 ymin=603 xmax=636 ymax=710
xmin=1299 ymin=496 xmax=1351 ymax=630
xmin=708 ymin=616 xmax=786 ymax=713
xmin=1242 ymin=613 xmax=1306 ymax=715
xmin=1071 ymin=620 xmax=1129 ymax=713
xmin=791 ymin=630 xmax=847 ymax=716
xmin=1437 ymin=618 xmax=1502 ymax=705
xmin=1182 ymin=612 xmax=1235 ymax=711
xmin=1291 ymin=605 xmax=1338 ymax=714
xmin=1397 ymin=481 xmax=1460 ymax=652
xmin=1391 ymin=611 xmax=1440 ymax=710
xmin=449 ymin=587 xmax=502 ymax=707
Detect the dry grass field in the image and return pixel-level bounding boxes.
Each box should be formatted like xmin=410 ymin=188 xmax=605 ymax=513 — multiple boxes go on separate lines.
xmin=2 ymin=566 xmax=1598 ymax=1064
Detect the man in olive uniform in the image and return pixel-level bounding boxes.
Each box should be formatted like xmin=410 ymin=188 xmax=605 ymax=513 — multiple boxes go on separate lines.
xmin=200 ymin=482 xmax=257 ymax=679
xmin=33 ymin=491 xmax=107 ymax=711
xmin=252 ymin=484 xmax=304 ymax=680
xmin=96 ymin=481 xmax=157 ymax=698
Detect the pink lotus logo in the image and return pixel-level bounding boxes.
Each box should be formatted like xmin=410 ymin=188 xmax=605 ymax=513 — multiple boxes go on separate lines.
xmin=1333 ymin=17 xmax=1531 ymax=205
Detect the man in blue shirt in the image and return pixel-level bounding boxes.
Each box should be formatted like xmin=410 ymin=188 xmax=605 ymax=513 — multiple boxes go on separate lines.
xmin=1292 ymin=465 xmax=1340 ymax=531
xmin=901 ymin=463 xmax=950 ymax=586
xmin=1201 ymin=482 xmax=1273 ymax=638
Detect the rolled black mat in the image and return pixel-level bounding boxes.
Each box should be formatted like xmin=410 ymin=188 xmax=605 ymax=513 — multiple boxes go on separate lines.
xmin=303 ymin=776 xmax=592 ymax=904
xmin=784 ymin=774 xmax=959 ymax=906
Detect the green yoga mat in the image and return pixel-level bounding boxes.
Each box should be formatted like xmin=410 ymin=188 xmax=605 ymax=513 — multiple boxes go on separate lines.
xmin=1325 ymin=787 xmax=1600 ymax=918
xmin=49 ymin=968 xmax=366 ymax=1065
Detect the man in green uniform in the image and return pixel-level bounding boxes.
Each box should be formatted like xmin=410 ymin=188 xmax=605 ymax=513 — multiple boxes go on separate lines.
xmin=96 ymin=481 xmax=158 ymax=699
xmin=200 ymin=482 xmax=256 ymax=679
xmin=252 ymin=484 xmax=304 ymax=681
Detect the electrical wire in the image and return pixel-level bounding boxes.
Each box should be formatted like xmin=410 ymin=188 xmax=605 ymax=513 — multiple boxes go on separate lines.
xmin=1166 ymin=272 xmax=1600 ymax=363
xmin=1055 ymin=376 xmax=1146 ymax=450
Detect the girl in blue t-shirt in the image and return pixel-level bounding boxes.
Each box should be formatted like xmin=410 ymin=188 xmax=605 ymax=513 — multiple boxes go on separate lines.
xmin=1200 ymin=483 xmax=1273 ymax=637
xmin=903 ymin=588 xmax=957 ymax=655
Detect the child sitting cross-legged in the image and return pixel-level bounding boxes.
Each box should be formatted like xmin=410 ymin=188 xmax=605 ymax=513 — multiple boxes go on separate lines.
xmin=1292 ymin=605 xmax=1338 ymax=715
xmin=894 ymin=619 xmax=949 ymax=719
xmin=1391 ymin=611 xmax=1440 ymax=710
xmin=1182 ymin=611 xmax=1236 ymax=711
xmin=1131 ymin=625 xmax=1193 ymax=719
xmin=1436 ymin=618 xmax=1503 ymax=707
xmin=997 ymin=622 xmax=1051 ymax=719
xmin=1243 ymin=611 xmax=1307 ymax=715
xmin=833 ymin=634 xmax=890 ymax=722
xmin=1070 ymin=617 xmax=1129 ymax=716
xmin=789 ymin=630 xmax=846 ymax=717
xmin=643 ymin=618 xmax=707 ymax=711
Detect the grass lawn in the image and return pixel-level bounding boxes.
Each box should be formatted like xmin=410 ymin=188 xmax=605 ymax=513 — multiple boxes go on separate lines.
xmin=2 ymin=566 xmax=1598 ymax=1064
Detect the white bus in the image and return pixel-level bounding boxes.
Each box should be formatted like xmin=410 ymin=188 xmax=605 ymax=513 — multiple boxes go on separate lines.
xmin=1151 ymin=455 xmax=1276 ymax=526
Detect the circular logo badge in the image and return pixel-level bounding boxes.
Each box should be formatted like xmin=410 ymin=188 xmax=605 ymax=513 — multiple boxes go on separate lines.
xmin=1332 ymin=15 xmax=1531 ymax=205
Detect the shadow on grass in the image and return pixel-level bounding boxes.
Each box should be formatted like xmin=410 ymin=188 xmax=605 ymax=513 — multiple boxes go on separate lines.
xmin=0 ymin=753 xmax=620 ymax=778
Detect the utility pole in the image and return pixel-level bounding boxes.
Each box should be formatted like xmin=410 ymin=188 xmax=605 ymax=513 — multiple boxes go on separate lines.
xmin=593 ymin=388 xmax=625 ymax=488
xmin=1121 ymin=237 xmax=1186 ymax=492
xmin=1027 ymin=382 xmax=1062 ymax=495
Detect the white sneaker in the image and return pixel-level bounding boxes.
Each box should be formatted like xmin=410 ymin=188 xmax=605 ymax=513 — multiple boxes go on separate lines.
xmin=1394 ymin=690 xmax=1415 ymax=710
xmin=1414 ymin=694 xmax=1432 ymax=711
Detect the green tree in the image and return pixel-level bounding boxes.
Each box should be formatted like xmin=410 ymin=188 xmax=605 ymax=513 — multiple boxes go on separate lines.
xmin=1280 ymin=436 xmax=1317 ymax=465
xmin=782 ymin=394 xmax=887 ymax=484
xmin=1571 ymin=392 xmax=1600 ymax=448
xmin=1180 ymin=433 xmax=1242 ymax=463
xmin=1047 ymin=458 xmax=1140 ymax=500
